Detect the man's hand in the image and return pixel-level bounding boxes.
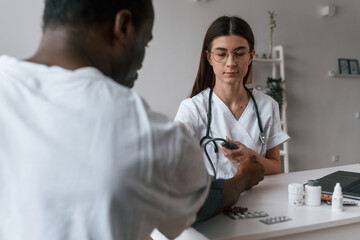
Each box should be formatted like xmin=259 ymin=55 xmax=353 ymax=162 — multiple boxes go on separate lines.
xmin=235 ymin=155 xmax=265 ymax=190
xmin=215 ymin=155 xmax=265 ymax=214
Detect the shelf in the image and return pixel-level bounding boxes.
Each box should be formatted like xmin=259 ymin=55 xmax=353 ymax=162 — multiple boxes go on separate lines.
xmin=328 ymin=71 xmax=360 ymax=79
xmin=253 ymin=58 xmax=282 ymax=63
xmin=253 ymin=45 xmax=289 ymax=173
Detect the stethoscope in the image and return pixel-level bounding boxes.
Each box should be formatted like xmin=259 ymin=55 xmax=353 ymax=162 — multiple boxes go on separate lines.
xmin=199 ymin=86 xmax=265 ymax=178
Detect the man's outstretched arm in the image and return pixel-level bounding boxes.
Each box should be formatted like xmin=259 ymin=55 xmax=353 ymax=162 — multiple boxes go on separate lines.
xmin=196 ymin=156 xmax=265 ymax=222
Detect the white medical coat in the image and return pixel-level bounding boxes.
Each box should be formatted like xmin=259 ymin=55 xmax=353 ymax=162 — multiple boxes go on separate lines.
xmin=0 ymin=55 xmax=210 ymax=240
xmin=175 ymin=88 xmax=290 ymax=179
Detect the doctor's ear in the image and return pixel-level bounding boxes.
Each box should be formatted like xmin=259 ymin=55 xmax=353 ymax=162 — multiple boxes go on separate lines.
xmin=205 ymin=50 xmax=213 ymax=66
xmin=249 ymin=49 xmax=256 ymax=65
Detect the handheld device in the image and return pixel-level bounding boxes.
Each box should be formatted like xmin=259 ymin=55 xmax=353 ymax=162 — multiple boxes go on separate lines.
xmin=202 ymin=138 xmax=239 ymax=178
xmin=221 ymin=141 xmax=239 ymax=150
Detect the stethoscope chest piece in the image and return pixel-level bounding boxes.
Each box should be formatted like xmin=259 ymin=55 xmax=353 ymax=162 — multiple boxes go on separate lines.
xmin=259 ymin=132 xmax=266 ymax=145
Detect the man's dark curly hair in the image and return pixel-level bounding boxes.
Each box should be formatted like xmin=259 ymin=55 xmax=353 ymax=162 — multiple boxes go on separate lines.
xmin=42 ymin=0 xmax=153 ymax=31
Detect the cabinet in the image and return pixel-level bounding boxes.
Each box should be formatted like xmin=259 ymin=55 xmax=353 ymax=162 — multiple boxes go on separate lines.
xmin=252 ymin=45 xmax=289 ymax=173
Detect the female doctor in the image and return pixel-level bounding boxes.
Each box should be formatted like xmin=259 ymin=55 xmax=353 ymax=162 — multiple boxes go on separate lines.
xmin=175 ymin=16 xmax=289 ymax=179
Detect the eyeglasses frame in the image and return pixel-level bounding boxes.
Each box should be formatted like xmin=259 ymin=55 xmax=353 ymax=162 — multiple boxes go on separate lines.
xmin=210 ymin=50 xmax=252 ymax=63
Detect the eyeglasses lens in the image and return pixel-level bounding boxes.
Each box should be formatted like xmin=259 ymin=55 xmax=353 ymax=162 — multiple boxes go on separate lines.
xmin=213 ymin=50 xmax=249 ymax=63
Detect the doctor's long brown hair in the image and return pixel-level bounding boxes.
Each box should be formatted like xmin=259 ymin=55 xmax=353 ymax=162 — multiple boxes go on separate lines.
xmin=190 ymin=16 xmax=255 ymax=97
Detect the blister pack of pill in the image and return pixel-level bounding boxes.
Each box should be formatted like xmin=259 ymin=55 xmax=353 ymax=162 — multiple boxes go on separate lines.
xmin=226 ymin=210 xmax=268 ymax=220
xmin=259 ymin=216 xmax=292 ymax=225
xmin=325 ymin=200 xmax=358 ymax=206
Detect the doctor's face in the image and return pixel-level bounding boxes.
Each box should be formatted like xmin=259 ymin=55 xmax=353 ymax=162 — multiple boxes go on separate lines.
xmin=207 ymin=35 xmax=254 ymax=86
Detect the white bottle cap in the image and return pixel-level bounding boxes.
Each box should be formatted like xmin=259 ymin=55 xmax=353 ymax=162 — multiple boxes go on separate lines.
xmin=288 ymin=183 xmax=303 ymax=194
xmin=332 ymin=182 xmax=343 ymax=212
xmin=305 ymin=180 xmax=322 ymax=206
xmin=333 ymin=182 xmax=342 ymax=196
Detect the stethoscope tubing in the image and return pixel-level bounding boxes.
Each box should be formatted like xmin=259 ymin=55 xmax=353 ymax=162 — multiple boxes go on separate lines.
xmin=202 ymin=137 xmax=228 ymax=179
xmin=200 ymin=86 xmax=265 ymax=178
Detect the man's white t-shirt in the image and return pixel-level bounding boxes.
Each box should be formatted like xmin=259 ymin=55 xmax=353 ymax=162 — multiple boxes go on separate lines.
xmin=175 ymin=88 xmax=290 ymax=179
xmin=0 ymin=55 xmax=210 ymax=240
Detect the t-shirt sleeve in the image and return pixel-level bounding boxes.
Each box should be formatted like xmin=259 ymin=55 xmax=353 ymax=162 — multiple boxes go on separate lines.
xmin=145 ymin=105 xmax=211 ymax=239
xmin=266 ymin=100 xmax=290 ymax=150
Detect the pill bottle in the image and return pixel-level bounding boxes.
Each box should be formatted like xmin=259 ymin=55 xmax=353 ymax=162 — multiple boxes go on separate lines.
xmin=288 ymin=183 xmax=304 ymax=206
xmin=332 ymin=182 xmax=343 ymax=212
xmin=304 ymin=180 xmax=322 ymax=206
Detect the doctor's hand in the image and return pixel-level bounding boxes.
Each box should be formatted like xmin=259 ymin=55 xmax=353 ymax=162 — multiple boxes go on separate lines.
xmin=220 ymin=137 xmax=253 ymax=163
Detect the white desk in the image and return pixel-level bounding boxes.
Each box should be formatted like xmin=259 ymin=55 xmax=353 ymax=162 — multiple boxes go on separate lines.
xmin=151 ymin=164 xmax=360 ymax=240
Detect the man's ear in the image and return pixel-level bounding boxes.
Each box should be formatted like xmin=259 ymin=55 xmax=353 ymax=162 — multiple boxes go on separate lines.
xmin=113 ymin=9 xmax=135 ymax=45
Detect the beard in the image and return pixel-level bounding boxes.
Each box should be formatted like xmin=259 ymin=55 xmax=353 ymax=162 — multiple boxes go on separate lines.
xmin=112 ymin=42 xmax=144 ymax=88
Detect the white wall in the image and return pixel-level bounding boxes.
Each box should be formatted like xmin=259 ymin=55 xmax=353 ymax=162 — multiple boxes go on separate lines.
xmin=1 ymin=0 xmax=359 ymax=172
xmin=0 ymin=0 xmax=43 ymax=58
xmin=136 ymin=0 xmax=360 ymax=171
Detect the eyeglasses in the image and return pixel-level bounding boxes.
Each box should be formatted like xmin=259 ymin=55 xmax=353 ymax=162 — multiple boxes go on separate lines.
xmin=211 ymin=49 xmax=251 ymax=63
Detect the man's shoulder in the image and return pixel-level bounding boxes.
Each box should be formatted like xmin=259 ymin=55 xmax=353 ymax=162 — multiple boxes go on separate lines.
xmin=0 ymin=55 xmax=16 ymax=64
xmin=77 ymin=67 xmax=138 ymax=103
